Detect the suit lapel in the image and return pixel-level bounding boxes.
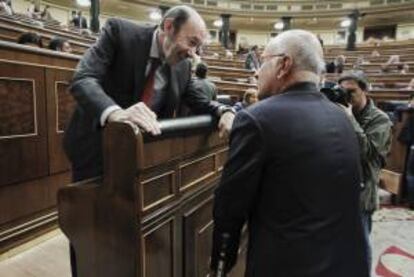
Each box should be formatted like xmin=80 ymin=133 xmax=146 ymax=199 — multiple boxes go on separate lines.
xmin=133 ymin=26 xmax=157 ymax=102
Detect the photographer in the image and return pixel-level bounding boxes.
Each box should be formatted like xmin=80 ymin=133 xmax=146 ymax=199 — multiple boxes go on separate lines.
xmin=338 ymin=71 xmax=392 ymax=272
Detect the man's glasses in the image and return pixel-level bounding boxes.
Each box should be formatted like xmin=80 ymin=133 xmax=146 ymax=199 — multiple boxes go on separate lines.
xmin=260 ymin=53 xmax=286 ymax=63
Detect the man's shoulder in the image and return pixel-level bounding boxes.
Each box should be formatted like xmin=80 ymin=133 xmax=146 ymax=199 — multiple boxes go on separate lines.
xmin=368 ymin=101 xmax=392 ymax=125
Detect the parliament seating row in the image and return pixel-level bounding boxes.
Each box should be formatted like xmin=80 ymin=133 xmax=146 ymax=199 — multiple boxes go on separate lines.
xmin=0 ymin=22 xmax=89 ymax=55
xmin=0 ymin=13 xmax=96 ymax=44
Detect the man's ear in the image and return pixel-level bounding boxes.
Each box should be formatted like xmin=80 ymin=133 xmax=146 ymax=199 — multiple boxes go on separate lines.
xmin=276 ymin=55 xmax=293 ymax=79
xmin=163 ymin=18 xmax=174 ymax=35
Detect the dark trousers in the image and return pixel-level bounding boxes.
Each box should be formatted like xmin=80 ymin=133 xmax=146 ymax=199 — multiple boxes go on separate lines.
xmin=70 ymin=244 xmax=78 ymax=277
xmin=361 ymin=211 xmax=373 ymax=275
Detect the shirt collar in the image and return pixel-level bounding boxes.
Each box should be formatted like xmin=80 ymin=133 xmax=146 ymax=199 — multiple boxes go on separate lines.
xmin=150 ymin=29 xmax=162 ymax=60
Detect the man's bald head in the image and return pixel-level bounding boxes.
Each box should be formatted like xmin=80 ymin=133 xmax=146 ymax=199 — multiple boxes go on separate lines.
xmin=161 ymin=5 xmax=206 ymax=35
xmin=258 ymin=29 xmax=325 ymax=98
xmin=265 ymin=29 xmax=325 ymax=75
xmin=159 ymin=5 xmax=207 ymax=65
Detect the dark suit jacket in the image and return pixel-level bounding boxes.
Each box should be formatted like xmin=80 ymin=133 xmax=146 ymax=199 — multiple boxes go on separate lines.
xmin=211 ymin=82 xmax=369 ymax=277
xmin=192 ymin=78 xmax=217 ymax=101
xmin=72 ymin=16 xmax=87 ymax=29
xmin=64 ymin=19 xmax=222 ymax=181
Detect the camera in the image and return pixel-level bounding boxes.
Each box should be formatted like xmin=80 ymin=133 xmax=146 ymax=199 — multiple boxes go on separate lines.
xmin=320 ymin=86 xmax=352 ymax=107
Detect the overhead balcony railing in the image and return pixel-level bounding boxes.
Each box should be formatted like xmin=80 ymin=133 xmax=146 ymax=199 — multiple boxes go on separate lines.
xmin=132 ymin=0 xmax=414 ymax=17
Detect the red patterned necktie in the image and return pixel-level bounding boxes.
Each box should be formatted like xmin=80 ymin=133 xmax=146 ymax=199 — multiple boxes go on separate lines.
xmin=141 ymin=59 xmax=160 ymax=106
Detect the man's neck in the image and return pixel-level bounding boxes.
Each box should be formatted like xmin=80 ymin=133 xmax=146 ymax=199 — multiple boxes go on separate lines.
xmin=354 ymin=96 xmax=368 ymax=113
xmin=278 ymin=71 xmax=319 ymax=93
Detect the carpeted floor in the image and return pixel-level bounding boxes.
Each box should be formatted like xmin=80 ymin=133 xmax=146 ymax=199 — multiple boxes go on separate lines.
xmin=0 ymin=206 xmax=413 ymax=276
xmin=372 ymin=206 xmax=414 ymax=276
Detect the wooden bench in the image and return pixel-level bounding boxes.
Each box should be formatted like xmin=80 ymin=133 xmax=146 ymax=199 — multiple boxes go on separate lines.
xmin=0 ymin=41 xmax=78 ymax=253
xmin=0 ymin=22 xmax=90 ymax=55
xmin=0 ymin=14 xmax=96 ymax=45
xmin=58 ymin=117 xmax=247 ymax=277
xmin=208 ymin=65 xmax=255 ymax=81
xmin=380 ymin=108 xmax=414 ymax=199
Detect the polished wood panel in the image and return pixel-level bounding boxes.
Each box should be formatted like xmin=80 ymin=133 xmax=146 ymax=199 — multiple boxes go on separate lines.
xmin=0 ymin=44 xmax=77 ymax=253
xmin=45 ymin=68 xmax=75 ymax=174
xmin=0 ymin=62 xmax=48 ymax=187
xmin=0 ymin=172 xmax=70 ymax=252
xmin=142 ymin=217 xmax=175 ymax=277
xmin=58 ymin=119 xmax=231 ymax=277
xmin=0 ymin=78 xmax=35 ymax=136
xmin=183 ymin=196 xmax=214 ymax=277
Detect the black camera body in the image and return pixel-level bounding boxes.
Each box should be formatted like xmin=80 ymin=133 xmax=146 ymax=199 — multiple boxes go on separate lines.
xmin=320 ymin=86 xmax=352 ymax=107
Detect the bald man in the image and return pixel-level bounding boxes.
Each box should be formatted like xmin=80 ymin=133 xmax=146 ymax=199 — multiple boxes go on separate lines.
xmin=211 ymin=30 xmax=369 ymax=277
xmin=64 ymin=6 xmax=235 ymax=183
xmin=63 ymin=6 xmax=235 ymax=277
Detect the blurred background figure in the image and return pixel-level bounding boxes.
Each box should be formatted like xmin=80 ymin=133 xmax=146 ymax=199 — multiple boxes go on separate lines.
xmin=0 ymin=0 xmax=12 ymax=15
xmin=233 ymin=88 xmax=258 ymax=112
xmin=48 ymin=37 xmax=72 ymax=53
xmin=17 ymin=32 xmax=43 ymax=48
xmin=245 ymin=45 xmax=261 ymax=71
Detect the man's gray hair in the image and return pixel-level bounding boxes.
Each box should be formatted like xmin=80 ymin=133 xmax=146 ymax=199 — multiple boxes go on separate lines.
xmin=267 ymin=29 xmax=325 ymax=75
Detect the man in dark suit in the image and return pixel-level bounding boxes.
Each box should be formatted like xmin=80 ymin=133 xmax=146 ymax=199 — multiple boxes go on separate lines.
xmin=244 ymin=45 xmax=261 ymax=71
xmin=64 ymin=6 xmax=235 ymax=183
xmin=71 ymin=11 xmax=88 ymax=29
xmin=193 ymin=62 xmax=217 ymax=101
xmin=64 ymin=6 xmax=235 ymax=276
xmin=210 ymin=30 xmax=369 ymax=277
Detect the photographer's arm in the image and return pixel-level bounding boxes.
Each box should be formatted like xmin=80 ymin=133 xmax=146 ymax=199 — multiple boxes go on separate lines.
xmin=348 ymin=113 xmax=392 ymax=166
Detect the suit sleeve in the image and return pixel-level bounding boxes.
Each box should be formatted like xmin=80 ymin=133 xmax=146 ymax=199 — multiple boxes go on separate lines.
xmin=210 ymin=110 xmax=265 ymax=273
xmin=69 ymin=19 xmax=119 ymax=124
xmin=349 ymin=113 xmax=392 ymax=167
xmin=182 ymin=68 xmax=224 ymax=116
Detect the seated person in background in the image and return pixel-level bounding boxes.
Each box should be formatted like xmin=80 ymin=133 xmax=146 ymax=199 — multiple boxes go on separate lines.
xmin=371 ymin=50 xmax=380 ymax=57
xmin=192 ymin=62 xmax=217 ymax=101
xmin=48 ymin=37 xmax=72 ymax=53
xmin=248 ymin=76 xmax=257 ymax=85
xmin=41 ymin=5 xmax=52 ymax=21
xmin=190 ymin=48 xmax=201 ymax=70
xmin=225 ymin=49 xmax=233 ymax=59
xmin=353 ymin=56 xmax=369 ymax=70
xmin=26 ymin=0 xmax=41 ymax=19
xmin=245 ymin=45 xmax=261 ymax=71
xmin=399 ymin=63 xmax=410 ymax=74
xmin=381 ymin=55 xmax=400 ymax=72
xmin=406 ymin=78 xmax=414 ymax=90
xmin=0 ymin=0 xmax=12 ymax=15
xmin=17 ymin=32 xmax=43 ymax=48
xmin=365 ymin=37 xmax=381 ymax=47
xmin=236 ymin=43 xmax=248 ymax=55
xmin=233 ymin=88 xmax=258 ymax=112
xmin=326 ymin=54 xmax=346 ymax=74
